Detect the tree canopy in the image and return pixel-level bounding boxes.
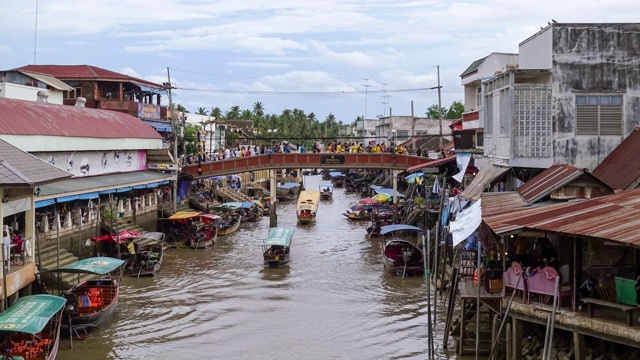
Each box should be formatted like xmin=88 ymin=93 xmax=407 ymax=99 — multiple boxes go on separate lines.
xmin=425 ymin=100 xmax=464 ymax=119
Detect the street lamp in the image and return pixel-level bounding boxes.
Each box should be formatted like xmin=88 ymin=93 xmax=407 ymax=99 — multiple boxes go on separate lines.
xmin=267 ymin=129 xmax=277 ymax=142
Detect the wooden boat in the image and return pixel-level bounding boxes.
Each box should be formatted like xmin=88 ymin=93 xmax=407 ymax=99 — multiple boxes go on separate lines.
xmin=0 ymin=294 xmax=67 ymax=360
xmin=366 ymin=218 xmax=394 ymax=238
xmin=40 ymin=257 xmax=125 ymax=338
xmin=262 ymin=227 xmax=294 ymax=267
xmin=319 ymin=181 xmax=333 ymax=200
xmin=329 ymin=171 xmax=345 ymax=187
xmin=383 ymin=240 xmax=424 ymax=276
xmin=218 ymin=201 xmax=262 ymax=222
xmin=296 ymin=190 xmax=320 ymax=224
xmin=217 ymin=214 xmax=242 ymax=237
xmin=190 ymin=214 xmax=219 ymax=249
xmin=276 ymin=182 xmax=301 ymax=201
xmin=343 ymin=204 xmax=394 ymax=221
xmin=166 ymin=210 xmax=203 ymax=246
xmin=129 ymin=232 xmax=165 ymax=276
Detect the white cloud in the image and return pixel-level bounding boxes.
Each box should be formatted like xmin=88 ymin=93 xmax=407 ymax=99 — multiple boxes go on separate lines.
xmin=0 ymin=44 xmax=9 ymax=53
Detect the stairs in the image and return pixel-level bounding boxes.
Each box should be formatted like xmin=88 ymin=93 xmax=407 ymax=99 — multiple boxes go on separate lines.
xmin=37 ymin=244 xmax=93 ymax=289
xmin=100 ymin=218 xmax=146 ymax=235
xmin=452 ymin=301 xmax=493 ymax=356
xmin=216 ymin=187 xmax=251 ymax=202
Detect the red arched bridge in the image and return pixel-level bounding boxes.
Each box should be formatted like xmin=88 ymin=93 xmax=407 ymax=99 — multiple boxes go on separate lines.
xmin=181 ymin=153 xmax=454 ymax=178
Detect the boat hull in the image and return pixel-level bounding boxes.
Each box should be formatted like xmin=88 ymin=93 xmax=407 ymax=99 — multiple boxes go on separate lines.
xmin=383 ymin=241 xmax=424 ymax=276
xmin=297 ymin=216 xmax=316 ymax=224
xmin=218 ymin=217 xmax=241 ymax=236
xmin=263 ymin=254 xmax=290 ymax=267
xmin=129 ymin=242 xmax=164 ymax=277
xmin=62 ymin=279 xmax=119 ymax=335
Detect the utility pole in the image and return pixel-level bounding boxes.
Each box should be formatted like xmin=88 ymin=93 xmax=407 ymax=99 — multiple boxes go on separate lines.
xmin=362 ymin=78 xmax=370 ymax=120
xmin=165 ymin=67 xmax=177 ymax=214
xmin=380 ymin=83 xmax=388 ymax=117
xmin=437 ymin=65 xmax=444 ymax=148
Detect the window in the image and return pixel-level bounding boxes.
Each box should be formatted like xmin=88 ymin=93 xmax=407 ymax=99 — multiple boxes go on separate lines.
xmin=476 ymin=131 xmax=484 ymax=147
xmin=63 ymin=89 xmax=75 ymax=99
xmin=476 ymin=87 xmax=481 ymax=109
xmin=576 ymin=95 xmax=623 ymax=136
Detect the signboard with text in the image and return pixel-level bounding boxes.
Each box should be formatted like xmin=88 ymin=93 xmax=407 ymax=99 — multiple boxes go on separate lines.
xmin=138 ymin=103 xmax=161 ymax=120
xmin=320 ymin=155 xmax=345 ymax=164
xmin=35 ymin=151 xmax=147 ymax=178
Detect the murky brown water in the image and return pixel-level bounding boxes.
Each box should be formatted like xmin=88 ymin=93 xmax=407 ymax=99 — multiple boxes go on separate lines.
xmin=57 ymin=175 xmax=459 ymax=359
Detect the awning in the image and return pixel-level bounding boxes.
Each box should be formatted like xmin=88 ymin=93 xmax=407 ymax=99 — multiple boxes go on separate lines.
xmin=18 ymin=70 xmax=74 ymax=91
xmin=133 ymin=185 xmax=146 ymax=190
xmin=144 ymin=120 xmax=173 ymax=132
xmin=132 ymin=82 xmax=165 ymax=95
xmin=116 ymin=187 xmax=132 ymax=193
xmin=38 ymin=171 xmax=174 ymax=201
xmin=35 ymin=199 xmax=55 ymax=208
xmin=461 ymin=163 xmax=510 ymax=200
xmin=57 ymin=195 xmax=80 ymax=203
xmin=78 ymin=192 xmax=99 ymax=200
xmin=406 ymin=156 xmax=455 ymax=173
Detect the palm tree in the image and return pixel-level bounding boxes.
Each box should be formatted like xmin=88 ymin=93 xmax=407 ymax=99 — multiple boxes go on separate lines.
xmin=210 ymin=107 xmax=222 ymax=119
xmin=226 ymin=106 xmax=241 ymax=120
xmin=241 ymin=109 xmax=252 ymax=120
xmin=252 ymin=101 xmax=265 ymax=119
xmin=175 ymin=104 xmax=189 ymax=113
xmin=196 ymin=107 xmax=207 ymax=115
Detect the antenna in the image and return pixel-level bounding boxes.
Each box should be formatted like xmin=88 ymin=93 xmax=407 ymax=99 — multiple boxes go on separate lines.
xmin=362 ymin=78 xmax=370 ymax=120
xmin=33 ymin=0 xmax=39 ymax=64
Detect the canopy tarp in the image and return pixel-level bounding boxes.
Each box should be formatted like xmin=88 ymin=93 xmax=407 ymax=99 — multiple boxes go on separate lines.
xmin=199 ymin=214 xmax=221 ymax=221
xmin=0 ymin=295 xmax=66 ymax=335
xmin=220 ymin=202 xmax=254 ymax=209
xmin=461 ymin=163 xmax=510 ymax=200
xmin=38 ymin=257 xmax=125 ymax=275
xmin=264 ymin=227 xmax=295 ymax=247
xmin=329 ymin=171 xmax=345 ymax=178
xmin=380 ymin=224 xmax=428 ymax=235
xmin=278 ymin=182 xmax=300 ymax=189
xmin=450 ymin=199 xmax=483 ymax=246
xmin=373 ymin=188 xmax=406 ymax=198
xmin=166 ymin=211 xmax=202 ymax=220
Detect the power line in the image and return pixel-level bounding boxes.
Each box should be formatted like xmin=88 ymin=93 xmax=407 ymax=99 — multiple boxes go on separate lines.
xmin=175 ymin=86 xmax=436 ymax=95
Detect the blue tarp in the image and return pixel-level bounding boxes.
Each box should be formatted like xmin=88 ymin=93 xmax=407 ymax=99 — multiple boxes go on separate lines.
xmin=133 ymin=185 xmax=147 ymax=190
xmin=380 ymin=224 xmax=428 ymax=235
xmin=99 ymin=189 xmax=116 ymax=194
xmin=158 ymin=180 xmax=170 ymax=185
xmin=146 ymin=182 xmax=159 ymax=188
xmin=116 ymin=187 xmax=132 ymax=193
xmin=56 ymin=195 xmax=79 ymax=203
xmin=374 ymin=188 xmax=406 ymax=198
xmin=144 ymin=120 xmax=172 ymax=132
xmin=35 ymin=199 xmax=55 ymax=208
xmin=329 ymin=171 xmax=345 ymax=178
xmin=78 ymin=192 xmax=99 ymax=200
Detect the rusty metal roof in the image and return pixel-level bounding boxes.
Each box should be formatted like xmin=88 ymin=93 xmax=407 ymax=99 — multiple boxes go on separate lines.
xmin=15 ymin=64 xmax=162 ymax=88
xmin=0 ymin=138 xmax=72 ymax=186
xmin=481 ymin=192 xmax=527 ymax=216
xmin=483 ymin=187 xmax=640 ymax=247
xmin=461 ymin=163 xmax=510 ymax=201
xmin=592 ymin=128 xmax=640 ymax=190
xmin=0 ymin=98 xmax=162 ymax=139
xmin=517 ymin=164 xmax=585 ymax=204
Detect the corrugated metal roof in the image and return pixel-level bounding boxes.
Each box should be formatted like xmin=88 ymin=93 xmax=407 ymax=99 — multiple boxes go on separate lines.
xmin=481 ymin=192 xmax=527 ymax=216
xmin=461 ymin=163 xmax=510 ymax=200
xmin=460 ymin=56 xmax=487 ymax=77
xmin=406 ymin=156 xmax=455 ymax=172
xmin=592 ymin=128 xmax=640 ymax=190
xmin=0 ymin=138 xmax=72 ymax=186
xmin=517 ymin=164 xmax=584 ymax=204
xmin=0 ymin=98 xmax=162 ymax=139
xmin=483 ymin=187 xmax=640 ymax=247
xmin=39 ymin=171 xmax=173 ymax=199
xmin=17 ymin=70 xmax=74 ymax=91
xmin=15 ymin=65 xmax=162 ymax=89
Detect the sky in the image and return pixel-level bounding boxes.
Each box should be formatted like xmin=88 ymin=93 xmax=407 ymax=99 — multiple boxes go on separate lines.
xmin=1 ymin=1 xmax=639 ymax=123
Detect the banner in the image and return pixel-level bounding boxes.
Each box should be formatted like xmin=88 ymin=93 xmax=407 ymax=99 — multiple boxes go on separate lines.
xmin=452 ymin=153 xmax=471 ymax=183
xmin=450 ymin=199 xmax=482 ymax=247
xmin=35 ymin=150 xmax=147 ymax=178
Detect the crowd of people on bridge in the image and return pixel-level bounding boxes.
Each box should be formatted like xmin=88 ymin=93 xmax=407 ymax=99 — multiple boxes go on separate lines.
xmin=185 ymin=140 xmax=448 ymax=164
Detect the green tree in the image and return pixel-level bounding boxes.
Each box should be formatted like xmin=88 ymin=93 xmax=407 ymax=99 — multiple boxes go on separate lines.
xmin=446 ymin=101 xmax=465 ymax=119
xmin=252 ymin=101 xmax=264 ymax=119
xmin=175 ymin=103 xmax=189 ymax=113
xmin=241 ymin=109 xmax=252 ymax=120
xmin=196 ymin=107 xmax=207 ymax=115
xmin=226 ymin=106 xmax=241 ymax=120
xmin=210 ymin=107 xmax=222 ymax=119
xmin=426 ymin=104 xmax=446 ymax=119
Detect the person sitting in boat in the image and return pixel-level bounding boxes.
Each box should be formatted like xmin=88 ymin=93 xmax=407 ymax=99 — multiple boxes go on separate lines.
xmin=126 ymin=238 xmax=136 ymax=267
xmin=323 ymin=187 xmax=330 ymax=193
xmin=136 ymin=251 xmax=149 ymax=267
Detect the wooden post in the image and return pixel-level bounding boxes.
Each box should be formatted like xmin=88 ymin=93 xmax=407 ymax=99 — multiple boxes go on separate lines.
xmin=491 ymin=314 xmax=498 ymax=360
xmin=505 ymin=323 xmax=511 ymax=360
xmin=573 ymin=332 xmax=585 ymax=360
xmin=512 ymin=318 xmax=523 ymax=360
xmin=459 ymin=298 xmax=466 ymax=355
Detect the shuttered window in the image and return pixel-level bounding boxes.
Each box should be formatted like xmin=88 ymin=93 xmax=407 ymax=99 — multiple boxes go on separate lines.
xmin=576 ymin=95 xmax=623 ymax=136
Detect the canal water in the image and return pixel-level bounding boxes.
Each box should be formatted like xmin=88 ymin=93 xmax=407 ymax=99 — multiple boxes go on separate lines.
xmin=58 ymin=175 xmax=459 ymax=360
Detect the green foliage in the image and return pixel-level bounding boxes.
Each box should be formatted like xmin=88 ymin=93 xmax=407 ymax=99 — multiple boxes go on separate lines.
xmin=446 ymin=101 xmax=464 ymax=119
xmin=101 ymin=207 xmax=116 ymax=220
xmin=196 ymin=107 xmax=207 ymax=115
xmin=175 ymin=104 xmax=189 ymax=113
xmin=426 ymin=104 xmax=446 ymax=119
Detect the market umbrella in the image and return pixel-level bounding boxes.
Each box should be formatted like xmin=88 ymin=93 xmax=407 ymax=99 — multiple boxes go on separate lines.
xmin=405 ymin=172 xmax=424 ymax=182
xmin=408 ymin=176 xmax=423 ymax=184
xmin=372 ymin=193 xmax=392 ymax=203
xmin=358 ymin=198 xmax=379 ymax=206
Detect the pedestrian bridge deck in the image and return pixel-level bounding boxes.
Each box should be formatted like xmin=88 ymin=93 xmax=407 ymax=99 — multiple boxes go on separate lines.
xmin=182 ymin=153 xmax=446 ymax=178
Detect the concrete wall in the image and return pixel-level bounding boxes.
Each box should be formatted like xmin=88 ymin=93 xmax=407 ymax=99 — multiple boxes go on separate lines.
xmin=551 ymin=24 xmax=640 ymax=170
xmin=0 ymin=83 xmax=64 ymax=104
xmin=519 ymin=26 xmax=553 ymax=69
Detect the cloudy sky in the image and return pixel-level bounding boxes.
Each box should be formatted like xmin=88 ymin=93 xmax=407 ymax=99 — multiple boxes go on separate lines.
xmin=1 ymin=1 xmax=638 ymax=122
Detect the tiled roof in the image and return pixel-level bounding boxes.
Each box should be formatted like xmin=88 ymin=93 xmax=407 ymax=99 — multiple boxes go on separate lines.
xmin=15 ymin=65 xmax=162 ymax=89
xmin=0 ymin=138 xmax=72 ymax=186
xmin=0 ymin=98 xmax=162 ymax=139
xmin=592 ymin=128 xmax=640 ymax=190
xmin=460 ymin=56 xmax=487 ymax=77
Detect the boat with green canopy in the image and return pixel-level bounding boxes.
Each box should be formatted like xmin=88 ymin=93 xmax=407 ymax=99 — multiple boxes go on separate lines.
xmin=0 ymin=294 xmax=66 ymax=360
xmin=38 ymin=257 xmax=125 ymax=339
xmin=262 ymin=227 xmax=295 ymax=267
